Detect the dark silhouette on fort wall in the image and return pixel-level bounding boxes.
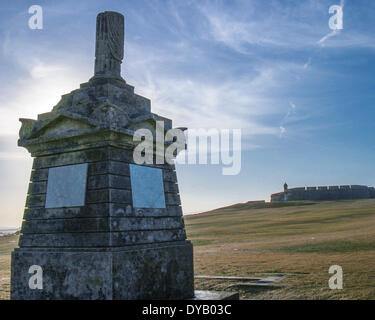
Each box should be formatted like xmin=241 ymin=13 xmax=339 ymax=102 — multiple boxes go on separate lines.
xmin=271 ymin=183 xmax=375 ymax=202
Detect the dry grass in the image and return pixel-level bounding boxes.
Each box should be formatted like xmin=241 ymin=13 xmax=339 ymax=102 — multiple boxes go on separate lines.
xmin=185 ymin=199 xmax=375 ymax=300
xmin=1 ymin=199 xmax=374 ymax=300
xmin=0 ymin=234 xmax=17 ymax=300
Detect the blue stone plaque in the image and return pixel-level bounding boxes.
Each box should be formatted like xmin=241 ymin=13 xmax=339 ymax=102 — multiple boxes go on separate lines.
xmin=45 ymin=163 xmax=88 ymax=208
xmin=129 ymin=164 xmax=166 ymax=208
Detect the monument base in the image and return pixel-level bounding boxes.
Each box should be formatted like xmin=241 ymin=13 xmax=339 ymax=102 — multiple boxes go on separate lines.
xmin=11 ymin=241 xmax=194 ymax=300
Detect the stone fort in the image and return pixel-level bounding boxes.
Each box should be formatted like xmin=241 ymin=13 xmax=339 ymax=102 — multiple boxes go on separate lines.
xmin=271 ymin=183 xmax=375 ymax=202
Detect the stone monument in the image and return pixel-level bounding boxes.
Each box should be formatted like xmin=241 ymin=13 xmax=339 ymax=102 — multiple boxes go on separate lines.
xmin=11 ymin=11 xmax=194 ymax=300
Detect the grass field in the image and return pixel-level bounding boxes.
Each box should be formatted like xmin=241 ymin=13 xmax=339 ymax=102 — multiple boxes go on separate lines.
xmin=0 ymin=234 xmax=16 ymax=299
xmin=1 ymin=199 xmax=375 ymax=299
xmin=185 ymin=199 xmax=375 ymax=299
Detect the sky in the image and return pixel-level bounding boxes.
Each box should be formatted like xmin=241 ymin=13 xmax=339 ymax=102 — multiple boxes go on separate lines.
xmin=1 ymin=0 xmax=375 ymax=227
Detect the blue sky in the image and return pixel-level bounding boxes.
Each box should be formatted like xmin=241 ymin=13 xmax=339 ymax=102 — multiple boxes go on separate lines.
xmin=1 ymin=0 xmax=375 ymax=226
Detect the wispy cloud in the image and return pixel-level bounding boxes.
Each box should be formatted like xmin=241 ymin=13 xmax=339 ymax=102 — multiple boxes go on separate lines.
xmin=198 ymin=1 xmax=328 ymax=52
xmin=304 ymin=57 xmax=312 ymax=69
xmin=199 ymin=0 xmax=375 ymax=53
xmin=125 ymin=35 xmax=300 ymax=142
xmin=279 ymin=126 xmax=286 ymax=137
xmin=279 ymin=101 xmax=296 ymax=138
xmin=318 ymin=29 xmax=341 ymax=46
xmin=128 ymin=63 xmax=283 ymax=136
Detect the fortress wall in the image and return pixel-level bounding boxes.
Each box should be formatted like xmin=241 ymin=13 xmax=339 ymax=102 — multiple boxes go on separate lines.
xmin=328 ymin=186 xmax=340 ymax=200
xmin=271 ymin=185 xmax=375 ymax=202
xmin=270 ymin=192 xmax=284 ymax=202
xmin=369 ymin=187 xmax=375 ymax=198
xmin=351 ymin=185 xmax=370 ymax=199
xmin=338 ymin=185 xmax=351 ymax=200
xmin=306 ymin=188 xmax=320 ymax=201
xmin=288 ymin=187 xmax=305 ymax=201
xmin=289 ymin=187 xmax=306 ymax=191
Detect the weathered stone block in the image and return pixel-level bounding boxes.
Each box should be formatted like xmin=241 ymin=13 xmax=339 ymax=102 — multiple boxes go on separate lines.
xmin=19 ymin=227 xmax=186 ymax=247
xmin=85 ymin=189 xmax=132 ymax=204
xmin=166 ymin=193 xmax=181 ymax=206
xmin=33 ymin=148 xmax=108 ymax=169
xmin=164 ymin=182 xmax=179 ymax=193
xmin=163 ymin=169 xmax=177 ymax=183
xmin=24 ymin=204 xmax=110 ymax=220
xmin=24 ymin=204 xmax=184 ymax=221
xmin=26 ymin=194 xmax=46 ymax=208
xmin=11 ymin=241 xmax=194 ymax=300
xmin=28 ymin=181 xmax=47 ymax=195
xmin=112 ymin=241 xmax=193 ymax=299
xmin=88 ymin=161 xmax=130 ymax=176
xmin=11 ymin=249 xmax=112 ymax=300
xmin=30 ymin=169 xmax=49 ymax=182
xmin=21 ymin=217 xmax=184 ymax=234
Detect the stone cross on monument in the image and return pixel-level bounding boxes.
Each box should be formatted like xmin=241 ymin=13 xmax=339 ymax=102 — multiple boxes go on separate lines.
xmin=11 ymin=11 xmax=194 ymax=300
